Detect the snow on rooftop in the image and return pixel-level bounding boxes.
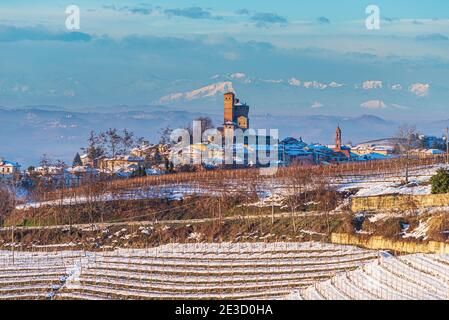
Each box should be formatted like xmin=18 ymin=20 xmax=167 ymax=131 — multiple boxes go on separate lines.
xmin=0 ymin=160 xmax=20 ymax=167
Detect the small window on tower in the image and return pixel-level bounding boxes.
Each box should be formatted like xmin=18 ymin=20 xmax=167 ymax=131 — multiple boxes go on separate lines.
xmin=238 ymin=116 xmax=247 ymax=129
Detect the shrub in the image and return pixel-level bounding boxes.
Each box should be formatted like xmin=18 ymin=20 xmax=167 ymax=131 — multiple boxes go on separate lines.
xmin=430 ymin=169 xmax=449 ymax=194
xmin=0 ymin=186 xmax=14 ymax=225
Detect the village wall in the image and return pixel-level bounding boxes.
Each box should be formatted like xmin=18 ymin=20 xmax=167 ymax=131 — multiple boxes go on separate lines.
xmin=331 ymin=233 xmax=449 ymax=254
xmin=351 ymin=193 xmax=449 ymax=212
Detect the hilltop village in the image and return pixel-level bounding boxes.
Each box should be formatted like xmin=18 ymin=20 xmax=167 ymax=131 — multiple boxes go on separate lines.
xmin=1 ymin=93 xmax=447 ymax=182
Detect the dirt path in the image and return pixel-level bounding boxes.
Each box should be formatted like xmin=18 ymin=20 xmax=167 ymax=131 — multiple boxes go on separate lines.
xmin=0 ymin=211 xmax=339 ymax=233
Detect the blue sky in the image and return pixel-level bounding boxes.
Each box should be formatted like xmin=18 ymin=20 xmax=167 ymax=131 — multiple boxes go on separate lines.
xmin=1 ymin=1 xmax=449 ymax=120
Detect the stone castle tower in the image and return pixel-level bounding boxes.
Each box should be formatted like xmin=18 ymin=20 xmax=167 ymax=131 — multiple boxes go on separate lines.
xmin=223 ymin=92 xmax=250 ymax=136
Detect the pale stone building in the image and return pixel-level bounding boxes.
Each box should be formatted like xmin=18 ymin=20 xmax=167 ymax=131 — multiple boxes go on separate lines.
xmin=0 ymin=158 xmax=20 ymax=175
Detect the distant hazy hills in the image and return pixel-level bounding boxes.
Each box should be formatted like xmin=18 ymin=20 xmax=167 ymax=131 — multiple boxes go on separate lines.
xmin=2 ymin=71 xmax=449 ymax=166
xmin=1 ymin=106 xmax=448 ymax=167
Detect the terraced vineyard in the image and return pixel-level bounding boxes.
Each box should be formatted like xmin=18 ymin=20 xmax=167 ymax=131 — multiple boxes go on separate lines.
xmin=289 ymin=253 xmax=449 ymax=300
xmin=4 ymin=243 xmax=449 ymax=300
xmin=0 ymin=242 xmax=379 ymax=300
xmin=0 ymin=250 xmax=86 ymax=300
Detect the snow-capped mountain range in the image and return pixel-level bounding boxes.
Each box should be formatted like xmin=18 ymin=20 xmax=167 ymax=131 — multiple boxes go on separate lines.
xmin=158 ymin=82 xmax=235 ymax=104
xmin=151 ymin=72 xmax=446 ymax=121
xmin=157 ymin=73 xmax=431 ymax=105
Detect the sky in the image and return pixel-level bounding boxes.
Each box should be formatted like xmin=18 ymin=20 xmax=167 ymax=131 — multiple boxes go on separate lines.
xmin=1 ymin=1 xmax=449 ymax=120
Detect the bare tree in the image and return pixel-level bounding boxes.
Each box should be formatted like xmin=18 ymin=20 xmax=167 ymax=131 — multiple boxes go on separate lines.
xmin=39 ymin=154 xmax=53 ymax=172
xmin=120 ymin=128 xmax=135 ymax=154
xmin=0 ymin=183 xmax=14 ymax=225
xmin=187 ymin=117 xmax=215 ymax=138
xmin=82 ymin=130 xmax=106 ymax=162
xmin=158 ymin=126 xmax=173 ymax=146
xmin=396 ymin=124 xmax=420 ymax=183
xmin=105 ymin=128 xmax=122 ymax=158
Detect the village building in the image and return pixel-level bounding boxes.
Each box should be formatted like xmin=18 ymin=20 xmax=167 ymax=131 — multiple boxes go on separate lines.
xmin=66 ymin=165 xmax=99 ymax=176
xmin=410 ymin=148 xmax=445 ymax=158
xmin=130 ymin=141 xmax=167 ymax=166
xmin=279 ymin=137 xmax=314 ymax=166
xmin=130 ymin=141 xmax=161 ymax=158
xmin=418 ymin=135 xmax=447 ymax=150
xmin=34 ymin=165 xmax=66 ymax=176
xmin=80 ymin=154 xmax=95 ymax=167
xmin=97 ymin=155 xmax=145 ymax=173
xmin=177 ymin=143 xmax=225 ymax=167
xmin=351 ymin=145 xmax=393 ymax=156
xmin=0 ymin=158 xmax=20 ymax=176
xmin=354 ymin=138 xmax=398 ymax=156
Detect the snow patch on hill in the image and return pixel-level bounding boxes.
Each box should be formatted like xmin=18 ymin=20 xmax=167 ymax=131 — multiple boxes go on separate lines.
xmin=229 ymin=73 xmax=246 ymax=79
xmin=361 ymin=100 xmax=387 ymax=110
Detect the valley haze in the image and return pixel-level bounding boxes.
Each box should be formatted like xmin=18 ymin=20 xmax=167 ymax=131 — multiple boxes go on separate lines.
xmin=1 ymin=101 xmax=447 ymax=167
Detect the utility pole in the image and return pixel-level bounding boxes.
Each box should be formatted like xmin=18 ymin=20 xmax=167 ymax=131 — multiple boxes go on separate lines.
xmin=11 ymin=227 xmax=15 ymax=264
xmin=446 ymin=127 xmax=449 ymax=165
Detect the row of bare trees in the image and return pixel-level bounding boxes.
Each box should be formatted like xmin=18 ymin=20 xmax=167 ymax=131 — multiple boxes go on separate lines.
xmin=83 ymin=128 xmax=144 ymax=160
xmin=29 ymin=152 xmax=448 ymax=205
xmin=395 ymin=124 xmax=449 ymax=183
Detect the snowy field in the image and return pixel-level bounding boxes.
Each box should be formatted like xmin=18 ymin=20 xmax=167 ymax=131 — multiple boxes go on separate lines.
xmin=0 ymin=242 xmax=379 ymax=300
xmin=336 ymin=163 xmax=449 ymax=198
xmin=15 ymin=184 xmax=204 ymax=210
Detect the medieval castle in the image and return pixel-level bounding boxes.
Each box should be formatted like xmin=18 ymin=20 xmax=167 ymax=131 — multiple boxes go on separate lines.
xmin=219 ymin=92 xmax=250 ymax=137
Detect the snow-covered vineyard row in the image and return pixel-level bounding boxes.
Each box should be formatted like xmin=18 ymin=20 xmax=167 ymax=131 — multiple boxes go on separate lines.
xmin=0 ymin=242 xmax=379 ymax=300
xmin=3 ymin=242 xmax=449 ymax=300
xmin=288 ymin=253 xmax=449 ymax=300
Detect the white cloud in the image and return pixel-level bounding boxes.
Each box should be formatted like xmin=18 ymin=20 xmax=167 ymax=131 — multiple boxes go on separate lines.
xmin=222 ymin=52 xmax=239 ymax=61
xmin=362 ymin=80 xmax=383 ymax=90
xmin=12 ymin=85 xmax=30 ymax=93
xmin=391 ymin=84 xmax=402 ymax=91
xmin=288 ymin=78 xmax=301 ymax=86
xmin=63 ymin=89 xmax=76 ymax=97
xmin=261 ymin=79 xmax=283 ymax=83
xmin=303 ymin=81 xmax=327 ymax=89
xmin=409 ymin=83 xmax=430 ymax=97
xmin=328 ymin=81 xmax=344 ymax=88
xmin=390 ymin=103 xmax=408 ymax=109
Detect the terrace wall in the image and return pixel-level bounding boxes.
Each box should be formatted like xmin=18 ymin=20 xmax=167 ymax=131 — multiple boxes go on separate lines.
xmin=351 ymin=193 xmax=449 ymax=212
xmin=331 ymin=233 xmax=449 ymax=254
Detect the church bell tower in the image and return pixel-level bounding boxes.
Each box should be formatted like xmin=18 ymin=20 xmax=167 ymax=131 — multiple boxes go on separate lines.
xmin=335 ymin=126 xmax=342 ymax=151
